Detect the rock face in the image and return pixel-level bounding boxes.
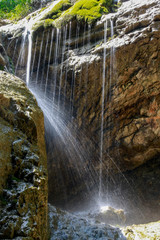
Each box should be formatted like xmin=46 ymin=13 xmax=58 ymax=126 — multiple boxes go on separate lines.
xmin=0 ymin=0 xmax=160 ymax=223
xmin=0 ymin=71 xmax=48 ymax=239
xmin=42 ymin=0 xmax=160 ymax=215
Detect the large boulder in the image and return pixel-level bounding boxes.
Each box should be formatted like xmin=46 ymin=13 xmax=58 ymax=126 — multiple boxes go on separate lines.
xmin=0 ymin=71 xmax=48 ymax=239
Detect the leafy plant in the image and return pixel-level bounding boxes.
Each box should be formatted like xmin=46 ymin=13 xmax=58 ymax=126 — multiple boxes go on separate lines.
xmin=0 ymin=0 xmax=32 ymax=20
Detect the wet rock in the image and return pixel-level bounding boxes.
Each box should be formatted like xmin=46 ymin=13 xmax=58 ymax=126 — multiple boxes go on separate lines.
xmin=0 ymin=44 xmax=10 ymax=71
xmin=0 ymin=71 xmax=48 ymax=239
xmin=93 ymin=206 xmax=126 ymax=226
xmin=49 ymin=204 xmax=126 ymax=240
xmin=31 ymin=0 xmax=52 ymax=10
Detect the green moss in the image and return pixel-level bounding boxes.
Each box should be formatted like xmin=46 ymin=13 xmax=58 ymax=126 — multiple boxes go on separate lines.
xmin=32 ymin=0 xmax=114 ymax=32
xmin=32 ymin=0 xmax=72 ymax=32
xmin=44 ymin=19 xmax=54 ymax=28
xmin=41 ymin=0 xmax=72 ymax=21
xmin=32 ymin=19 xmax=55 ymax=34
xmin=55 ymin=0 xmax=113 ymax=26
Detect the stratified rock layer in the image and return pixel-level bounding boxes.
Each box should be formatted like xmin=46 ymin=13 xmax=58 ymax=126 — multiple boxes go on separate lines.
xmin=0 ymin=71 xmax=48 ymax=239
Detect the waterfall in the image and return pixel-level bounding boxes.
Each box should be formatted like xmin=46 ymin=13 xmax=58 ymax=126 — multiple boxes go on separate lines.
xmin=20 ymin=20 xmax=100 ymax=206
xmin=34 ymin=88 xmax=96 ymax=181
xmin=58 ymin=26 xmax=67 ymax=110
xmin=109 ymin=19 xmax=115 ymax=96
xmin=12 ymin=38 xmax=18 ymax=62
xmin=15 ymin=27 xmax=28 ymax=74
xmin=36 ymin=31 xmax=44 ymax=84
xmin=26 ymin=31 xmax=32 ymax=86
xmin=99 ymin=20 xmax=108 ymax=200
xmin=63 ymin=22 xmax=72 ymax=110
xmin=40 ymin=31 xmax=50 ymax=89
xmin=45 ymin=29 xmax=55 ymax=97
xmin=53 ymin=28 xmax=61 ymax=102
xmin=30 ymin=35 xmax=38 ymax=81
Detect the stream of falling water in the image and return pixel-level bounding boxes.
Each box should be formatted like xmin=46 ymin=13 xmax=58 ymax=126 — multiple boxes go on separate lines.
xmin=63 ymin=22 xmax=72 ymax=110
xmin=15 ymin=26 xmax=28 ymax=74
xmin=20 ymin=19 xmax=100 ymax=206
xmin=53 ymin=28 xmax=61 ymax=102
xmin=45 ymin=29 xmax=55 ymax=97
xmin=17 ymin=16 xmax=116 ymax=208
xmin=36 ymin=31 xmax=44 ymax=84
xmin=99 ymin=20 xmax=108 ymax=201
xmin=58 ymin=26 xmax=67 ymax=111
xmin=26 ymin=31 xmax=32 ymax=86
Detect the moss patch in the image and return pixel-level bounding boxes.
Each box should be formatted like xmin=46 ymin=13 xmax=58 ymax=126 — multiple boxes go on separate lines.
xmin=41 ymin=0 xmax=72 ymax=21
xmin=56 ymin=0 xmax=113 ymax=26
xmin=32 ymin=0 xmax=115 ymax=31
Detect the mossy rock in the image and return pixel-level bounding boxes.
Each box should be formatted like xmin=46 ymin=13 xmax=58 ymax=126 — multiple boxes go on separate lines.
xmin=32 ymin=0 xmax=115 ymax=32
xmin=55 ymin=0 xmax=113 ymax=26
xmin=41 ymin=0 xmax=72 ymax=21
xmin=32 ymin=19 xmax=55 ymax=34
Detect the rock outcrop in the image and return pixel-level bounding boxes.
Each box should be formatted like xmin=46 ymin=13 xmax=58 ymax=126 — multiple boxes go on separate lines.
xmin=0 ymin=71 xmax=48 ymax=239
xmin=42 ymin=0 xmax=160 ymax=214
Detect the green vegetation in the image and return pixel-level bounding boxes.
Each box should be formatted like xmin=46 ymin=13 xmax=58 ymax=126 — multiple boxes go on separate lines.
xmin=62 ymin=0 xmax=112 ymax=23
xmin=35 ymin=0 xmax=115 ymax=29
xmin=54 ymin=0 xmax=114 ymax=26
xmin=0 ymin=0 xmax=116 ymax=27
xmin=0 ymin=0 xmax=31 ymax=20
xmin=41 ymin=0 xmax=72 ymax=20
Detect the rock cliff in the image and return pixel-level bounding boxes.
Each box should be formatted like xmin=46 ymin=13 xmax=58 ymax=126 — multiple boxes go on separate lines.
xmin=35 ymin=0 xmax=160 ymax=216
xmin=0 ymin=71 xmax=48 ymax=239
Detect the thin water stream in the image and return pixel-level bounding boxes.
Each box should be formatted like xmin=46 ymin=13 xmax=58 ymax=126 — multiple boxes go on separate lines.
xmin=99 ymin=20 xmax=108 ymax=201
